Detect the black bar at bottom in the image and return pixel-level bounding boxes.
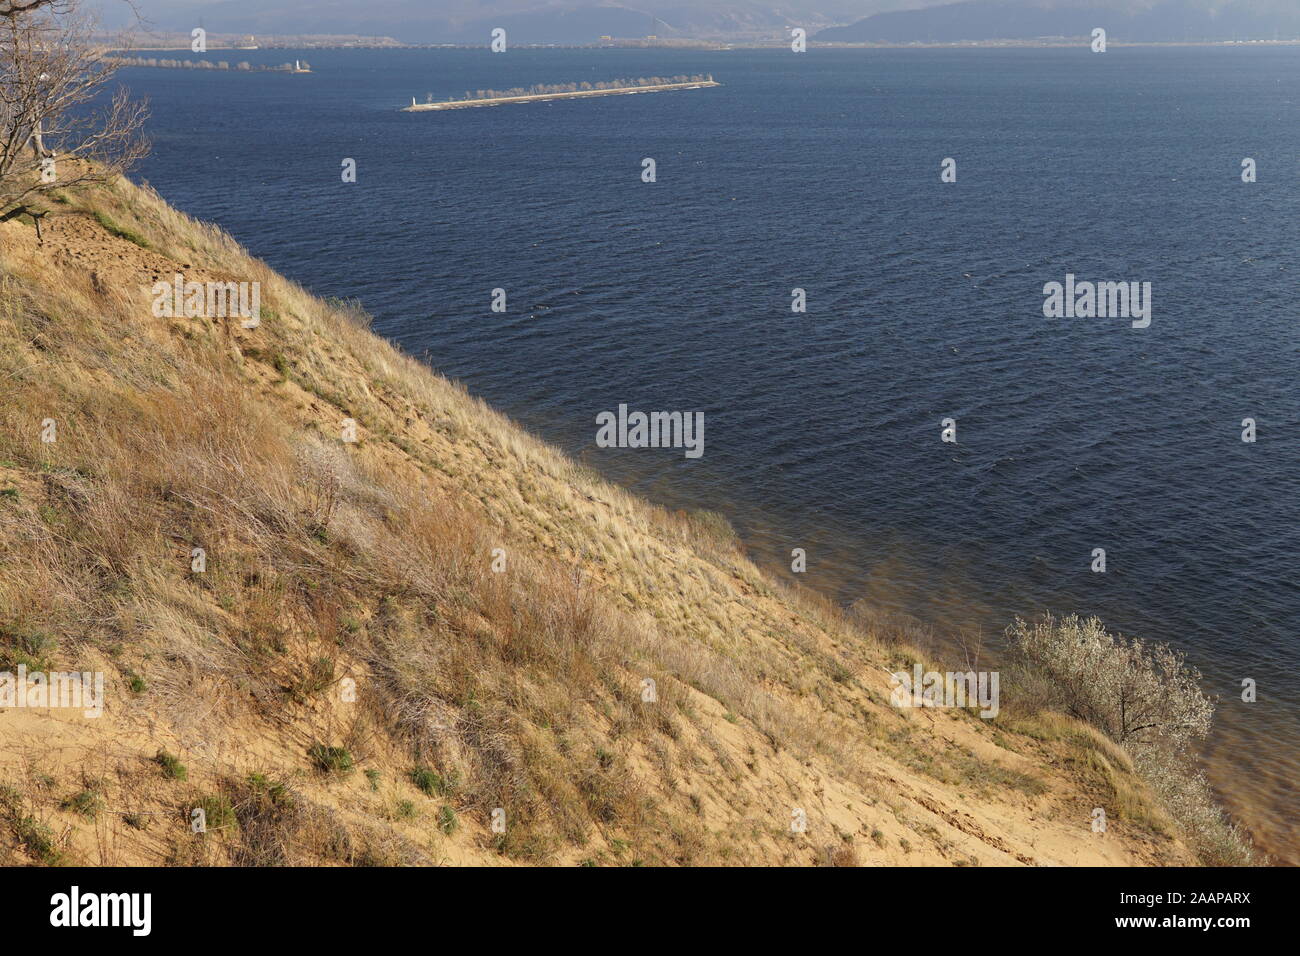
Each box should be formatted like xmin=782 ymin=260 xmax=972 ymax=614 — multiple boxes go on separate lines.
xmin=1 ymin=864 xmax=1288 ymax=942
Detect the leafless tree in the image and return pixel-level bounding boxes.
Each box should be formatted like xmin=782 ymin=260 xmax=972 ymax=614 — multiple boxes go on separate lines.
xmin=1007 ymin=614 xmax=1213 ymax=747
xmin=0 ymin=0 xmax=148 ymax=222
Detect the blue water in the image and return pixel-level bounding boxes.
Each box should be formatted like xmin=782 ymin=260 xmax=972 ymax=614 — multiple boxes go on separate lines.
xmin=119 ymin=46 xmax=1299 ymax=862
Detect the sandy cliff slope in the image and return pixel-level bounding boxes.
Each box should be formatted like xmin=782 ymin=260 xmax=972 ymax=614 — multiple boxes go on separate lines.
xmin=0 ymin=177 xmax=1193 ymax=866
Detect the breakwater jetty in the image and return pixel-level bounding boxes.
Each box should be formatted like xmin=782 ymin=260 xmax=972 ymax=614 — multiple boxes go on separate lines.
xmin=404 ymin=75 xmax=718 ymax=111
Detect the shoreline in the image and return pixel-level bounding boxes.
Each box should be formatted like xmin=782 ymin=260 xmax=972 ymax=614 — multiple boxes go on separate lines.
xmin=403 ymin=80 xmax=720 ymax=112
xmin=506 ymin=411 xmax=1291 ymax=864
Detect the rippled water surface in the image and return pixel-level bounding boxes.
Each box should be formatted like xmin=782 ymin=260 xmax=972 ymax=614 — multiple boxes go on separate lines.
xmin=122 ymin=46 xmax=1299 ymax=862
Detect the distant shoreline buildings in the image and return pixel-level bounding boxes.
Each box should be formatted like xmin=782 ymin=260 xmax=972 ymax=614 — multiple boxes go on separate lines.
xmin=105 ymin=56 xmax=313 ymax=74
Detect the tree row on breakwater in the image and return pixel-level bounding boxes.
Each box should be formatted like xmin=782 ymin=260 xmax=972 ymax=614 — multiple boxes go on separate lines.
xmin=105 ymin=56 xmax=312 ymax=73
xmin=404 ymin=74 xmax=717 ymax=111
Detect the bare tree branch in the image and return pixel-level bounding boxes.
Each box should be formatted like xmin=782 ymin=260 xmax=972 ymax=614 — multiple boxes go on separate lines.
xmin=0 ymin=1 xmax=70 ymax=19
xmin=0 ymin=0 xmax=149 ymax=216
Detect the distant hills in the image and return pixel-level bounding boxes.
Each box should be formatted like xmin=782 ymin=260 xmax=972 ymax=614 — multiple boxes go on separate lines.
xmin=91 ymin=0 xmax=1300 ymax=44
xmin=95 ymin=1 xmax=809 ymax=42
xmin=91 ymin=1 xmax=923 ymax=43
xmin=818 ymin=1 xmax=1300 ymax=43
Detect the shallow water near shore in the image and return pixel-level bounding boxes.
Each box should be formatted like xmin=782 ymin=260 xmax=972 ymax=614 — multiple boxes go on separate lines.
xmin=120 ymin=45 xmax=1299 ymax=863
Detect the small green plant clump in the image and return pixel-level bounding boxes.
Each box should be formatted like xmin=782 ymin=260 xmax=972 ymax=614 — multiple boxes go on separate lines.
xmin=409 ymin=765 xmax=458 ymax=797
xmin=308 ymin=744 xmax=354 ymax=774
xmin=154 ymin=750 xmax=187 ymax=780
